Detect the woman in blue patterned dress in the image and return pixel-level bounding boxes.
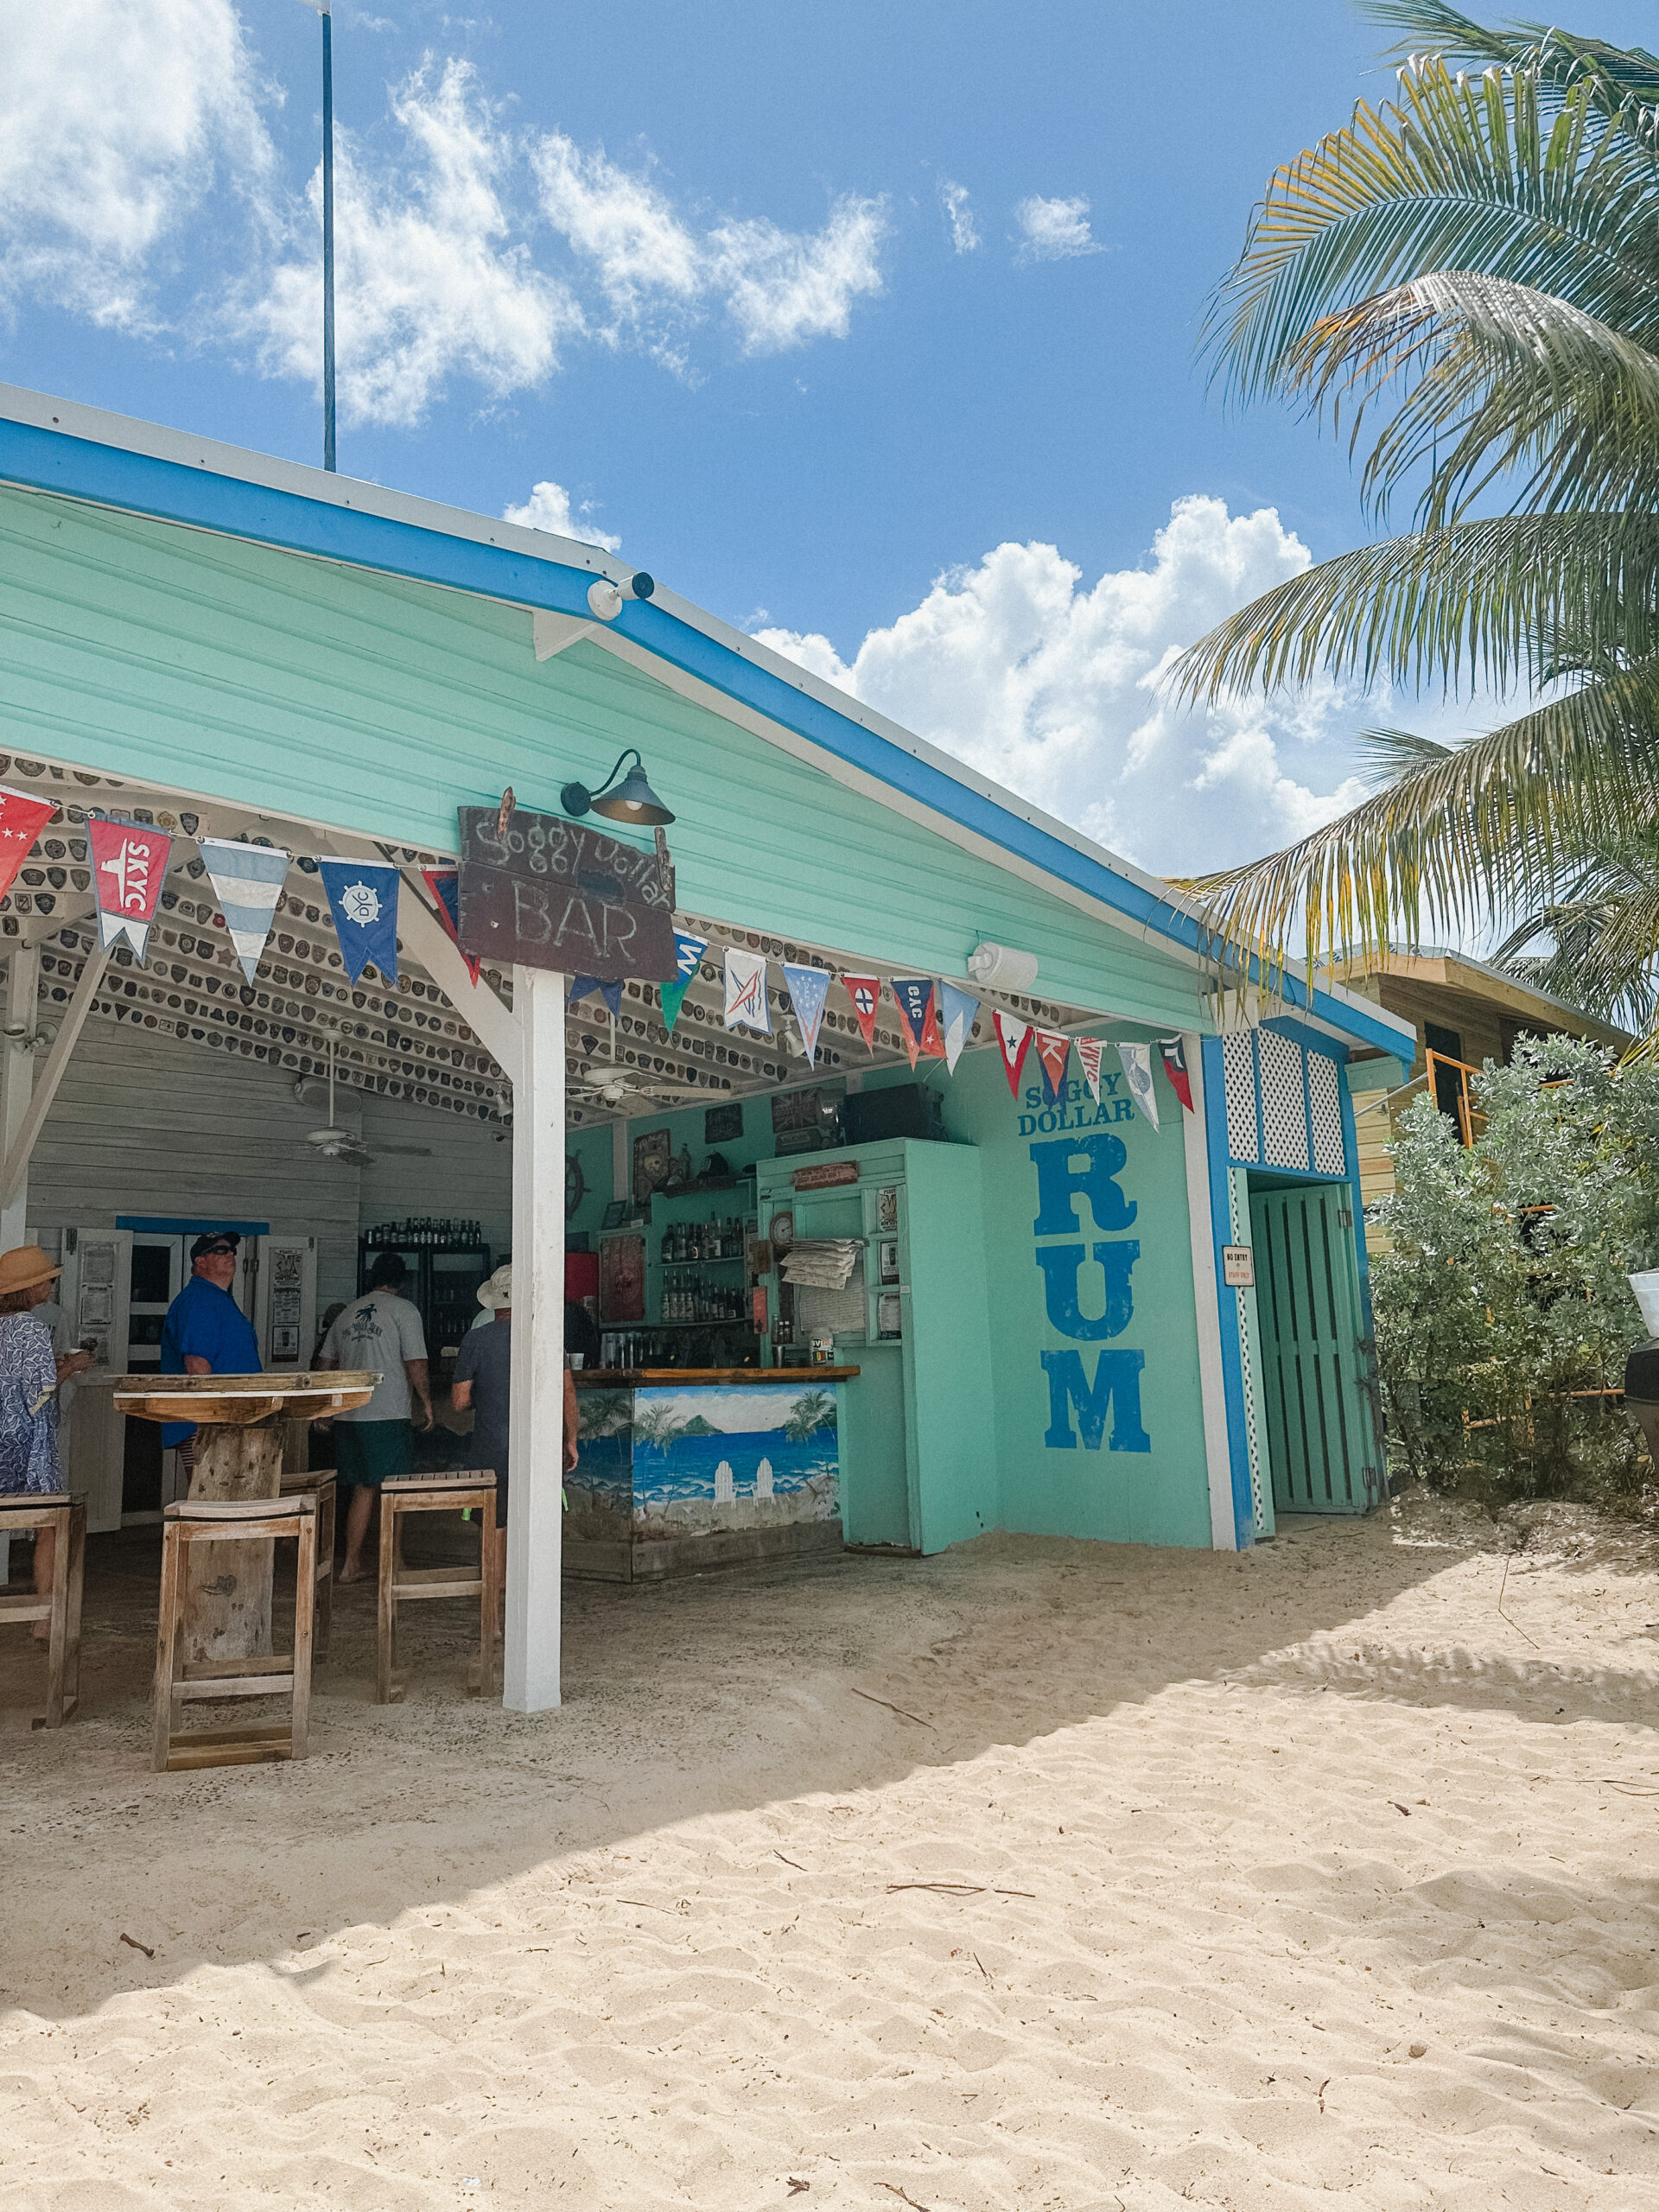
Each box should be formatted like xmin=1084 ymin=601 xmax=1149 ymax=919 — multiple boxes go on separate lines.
xmin=0 ymin=1246 xmax=90 ymax=1635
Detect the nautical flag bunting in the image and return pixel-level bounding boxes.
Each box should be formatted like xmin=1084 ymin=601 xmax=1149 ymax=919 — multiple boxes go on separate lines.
xmin=723 ymin=946 xmax=771 ymax=1034
xmin=198 ymin=837 xmax=289 ymax=985
xmin=1159 ymin=1035 xmax=1195 ymax=1112
xmin=317 ymin=856 xmax=402 ymax=984
xmin=569 ymin=976 xmax=624 ymax=1017
xmin=842 ymin=975 xmax=881 ymax=1054
xmin=0 ymin=788 xmax=55 ymax=906
xmin=891 ymin=978 xmax=944 ymax=1071
xmin=421 ymin=868 xmax=480 ymax=986
xmin=1117 ymin=1041 xmax=1160 ymax=1131
xmin=993 ymin=1009 xmax=1032 ymax=1097
xmin=939 ymin=982 xmax=980 ymax=1075
xmin=782 ymin=963 xmax=831 ymax=1066
xmin=660 ymin=931 xmax=709 ymax=1034
xmin=1034 ymin=1029 xmax=1071 ymax=1105
xmin=1074 ymin=1036 xmax=1104 ymax=1103
xmin=88 ymin=816 xmax=172 ymax=961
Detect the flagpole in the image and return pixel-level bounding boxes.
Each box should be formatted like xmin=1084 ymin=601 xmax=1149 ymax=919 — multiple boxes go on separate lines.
xmin=321 ymin=0 xmax=337 ymax=473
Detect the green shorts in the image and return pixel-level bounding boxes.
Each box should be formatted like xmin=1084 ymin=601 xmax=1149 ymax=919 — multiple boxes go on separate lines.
xmin=333 ymin=1420 xmax=416 ymax=1490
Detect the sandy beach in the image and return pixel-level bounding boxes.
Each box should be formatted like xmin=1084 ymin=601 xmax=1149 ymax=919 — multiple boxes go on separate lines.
xmin=3 ymin=1491 xmax=1658 ymax=2209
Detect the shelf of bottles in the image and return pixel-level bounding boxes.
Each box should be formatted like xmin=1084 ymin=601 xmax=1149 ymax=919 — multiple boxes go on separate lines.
xmin=365 ymin=1217 xmax=486 ymax=1252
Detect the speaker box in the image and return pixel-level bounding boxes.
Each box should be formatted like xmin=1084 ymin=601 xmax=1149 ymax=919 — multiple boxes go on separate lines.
xmin=842 ymin=1083 xmax=942 ymax=1145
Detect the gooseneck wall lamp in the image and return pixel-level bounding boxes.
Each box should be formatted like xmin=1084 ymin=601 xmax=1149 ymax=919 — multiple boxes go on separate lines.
xmin=561 ymin=749 xmax=676 ymax=828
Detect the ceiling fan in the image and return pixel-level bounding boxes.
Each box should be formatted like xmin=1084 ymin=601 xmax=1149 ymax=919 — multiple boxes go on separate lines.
xmin=301 ymin=1038 xmax=432 ymax=1166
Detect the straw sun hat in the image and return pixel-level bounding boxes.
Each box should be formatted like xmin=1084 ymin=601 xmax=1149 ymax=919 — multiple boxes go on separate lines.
xmin=476 ymin=1262 xmax=512 ymax=1310
xmin=0 ymin=1244 xmax=61 ymax=1300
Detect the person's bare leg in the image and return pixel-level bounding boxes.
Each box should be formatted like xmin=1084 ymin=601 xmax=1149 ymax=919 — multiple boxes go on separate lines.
xmin=340 ymin=1485 xmax=376 ymax=1582
xmin=31 ymin=1523 xmax=54 ymax=1640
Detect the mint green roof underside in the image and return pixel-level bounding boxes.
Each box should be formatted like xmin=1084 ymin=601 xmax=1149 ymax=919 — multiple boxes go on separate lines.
xmin=0 ymin=483 xmax=1207 ymax=1028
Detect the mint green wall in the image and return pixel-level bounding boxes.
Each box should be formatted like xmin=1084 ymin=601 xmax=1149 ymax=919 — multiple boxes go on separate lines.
xmin=612 ymin=1046 xmax=1211 ymax=1551
xmin=938 ymin=1043 xmax=1212 ymax=1548
xmin=0 ymin=488 xmax=1205 ymax=1029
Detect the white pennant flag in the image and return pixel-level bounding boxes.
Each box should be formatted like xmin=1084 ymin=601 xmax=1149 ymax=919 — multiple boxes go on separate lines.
xmin=723 ymin=945 xmax=771 ymax=1033
xmin=1075 ymin=1036 xmax=1104 ymax=1102
xmin=1116 ymin=1040 xmax=1159 ymax=1130
xmin=198 ymin=837 xmax=290 ymax=983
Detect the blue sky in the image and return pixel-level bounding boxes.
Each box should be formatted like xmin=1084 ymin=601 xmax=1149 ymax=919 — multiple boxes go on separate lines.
xmin=4 ymin=3 xmax=1649 ymax=879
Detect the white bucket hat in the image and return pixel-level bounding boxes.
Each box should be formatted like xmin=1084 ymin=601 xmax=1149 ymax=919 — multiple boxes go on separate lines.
xmin=476 ymin=1262 xmax=512 ymax=1310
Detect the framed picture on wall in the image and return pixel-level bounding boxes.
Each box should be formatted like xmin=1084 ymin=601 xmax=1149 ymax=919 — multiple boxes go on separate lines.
xmin=599 ymin=1232 xmax=646 ymax=1324
xmin=632 ymin=1128 xmax=672 ymax=1205
xmin=601 ymin=1200 xmax=628 ymax=1231
xmin=704 ymin=1101 xmax=743 ymax=1145
xmin=772 ymin=1087 xmax=821 ymax=1135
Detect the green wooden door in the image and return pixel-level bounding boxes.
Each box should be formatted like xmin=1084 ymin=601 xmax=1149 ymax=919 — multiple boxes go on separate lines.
xmin=1250 ymin=1185 xmax=1382 ymax=1515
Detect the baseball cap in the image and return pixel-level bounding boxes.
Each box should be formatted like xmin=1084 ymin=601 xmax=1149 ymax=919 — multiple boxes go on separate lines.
xmin=189 ymin=1230 xmax=241 ymax=1260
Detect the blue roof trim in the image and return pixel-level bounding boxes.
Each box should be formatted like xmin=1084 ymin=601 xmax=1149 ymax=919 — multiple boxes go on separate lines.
xmin=0 ymin=416 xmax=1411 ymax=1057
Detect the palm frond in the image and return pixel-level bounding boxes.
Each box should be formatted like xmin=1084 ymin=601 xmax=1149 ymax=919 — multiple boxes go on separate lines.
xmin=1365 ymin=3 xmax=1659 ymax=143
xmin=1209 ymin=62 xmax=1659 ymax=410
xmin=1171 ymin=661 xmax=1659 ymax=976
xmin=1287 ymin=273 xmax=1659 ymax=524
xmin=1353 ymin=725 xmax=1457 ymax=790
xmin=1171 ymin=510 xmax=1659 ymax=702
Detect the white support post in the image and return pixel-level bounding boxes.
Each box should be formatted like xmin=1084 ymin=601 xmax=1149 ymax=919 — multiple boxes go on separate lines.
xmin=0 ymin=942 xmax=106 ymax=1217
xmin=0 ymin=944 xmax=40 ymax=1251
xmin=503 ymin=963 xmax=566 ymax=1713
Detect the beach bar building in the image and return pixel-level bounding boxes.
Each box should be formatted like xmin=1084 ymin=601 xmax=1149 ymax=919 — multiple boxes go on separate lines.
xmin=0 ymin=383 xmax=1416 ymax=1713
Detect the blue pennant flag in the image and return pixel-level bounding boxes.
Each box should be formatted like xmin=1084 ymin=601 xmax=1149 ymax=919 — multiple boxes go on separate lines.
xmin=569 ymin=976 xmax=624 ymax=1017
xmin=781 ymin=963 xmax=831 ymax=1065
xmin=317 ymin=857 xmax=402 ymax=984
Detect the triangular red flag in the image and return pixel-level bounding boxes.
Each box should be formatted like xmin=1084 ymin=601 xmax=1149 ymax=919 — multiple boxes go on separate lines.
xmin=842 ymin=974 xmax=881 ymax=1055
xmin=1034 ymin=1029 xmax=1071 ymax=1104
xmin=421 ymin=868 xmax=480 ymax=986
xmin=1160 ymin=1035 xmax=1195 ymax=1112
xmin=994 ymin=1010 xmax=1032 ymax=1097
xmin=0 ymin=787 xmax=54 ymax=905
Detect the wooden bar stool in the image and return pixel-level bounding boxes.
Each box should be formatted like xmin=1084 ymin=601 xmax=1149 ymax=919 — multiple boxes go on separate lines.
xmin=376 ymin=1471 xmax=499 ymax=1705
xmin=278 ymin=1467 xmax=336 ymax=1660
xmin=0 ymin=1491 xmax=86 ymax=1728
xmin=153 ymin=1496 xmax=317 ymax=1772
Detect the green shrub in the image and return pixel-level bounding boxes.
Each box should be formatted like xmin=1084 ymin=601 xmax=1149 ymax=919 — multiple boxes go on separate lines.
xmin=1372 ymin=1035 xmax=1659 ymax=1512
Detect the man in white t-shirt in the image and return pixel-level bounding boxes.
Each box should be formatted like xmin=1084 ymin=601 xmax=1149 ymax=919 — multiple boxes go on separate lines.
xmin=317 ymin=1252 xmax=433 ymax=1581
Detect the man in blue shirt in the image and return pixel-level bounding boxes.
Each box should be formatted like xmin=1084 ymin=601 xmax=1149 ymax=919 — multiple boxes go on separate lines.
xmin=159 ymin=1230 xmax=262 ymax=1458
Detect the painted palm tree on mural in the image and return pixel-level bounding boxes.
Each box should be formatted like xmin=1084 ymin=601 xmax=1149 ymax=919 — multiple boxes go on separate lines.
xmin=1172 ymin=3 xmax=1659 ymax=1035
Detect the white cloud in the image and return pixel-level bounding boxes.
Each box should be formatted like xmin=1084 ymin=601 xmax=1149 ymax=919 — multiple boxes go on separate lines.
xmin=1014 ymin=193 xmax=1102 ymax=263
xmin=753 ymin=496 xmax=1377 ymax=876
xmin=940 ymin=180 xmax=979 ymax=254
xmin=532 ymin=135 xmax=887 ymax=359
xmin=531 ymin=132 xmax=701 ymax=342
xmin=709 ymin=195 xmax=887 ymax=353
xmin=0 ymin=0 xmax=274 ymax=327
xmin=503 ymin=479 xmax=621 ymax=552
xmin=245 ymin=60 xmax=575 ymax=429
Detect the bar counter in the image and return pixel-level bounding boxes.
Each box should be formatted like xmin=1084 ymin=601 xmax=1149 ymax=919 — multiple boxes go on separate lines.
xmin=568 ymin=1364 xmax=859 ymax=1582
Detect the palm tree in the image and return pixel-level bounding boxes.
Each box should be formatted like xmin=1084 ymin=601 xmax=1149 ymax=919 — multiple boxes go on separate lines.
xmin=1171 ymin=4 xmax=1659 ymax=1026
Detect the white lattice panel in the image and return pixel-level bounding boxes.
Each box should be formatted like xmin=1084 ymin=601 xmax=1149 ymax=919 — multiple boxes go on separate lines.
xmin=1230 ymin=1169 xmax=1268 ymax=1538
xmin=1258 ymin=1029 xmax=1310 ymax=1170
xmin=1309 ymin=1052 xmax=1345 ymax=1175
xmin=1223 ymin=1033 xmax=1258 ymax=1162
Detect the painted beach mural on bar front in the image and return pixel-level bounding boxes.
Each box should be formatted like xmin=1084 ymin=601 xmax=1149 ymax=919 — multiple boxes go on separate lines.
xmin=565 ymin=1382 xmax=841 ymax=1544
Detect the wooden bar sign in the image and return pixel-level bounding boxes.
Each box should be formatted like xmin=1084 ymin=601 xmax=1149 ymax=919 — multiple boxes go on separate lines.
xmin=791 ymin=1160 xmax=861 ymax=1191
xmin=455 ymin=805 xmax=675 ymax=981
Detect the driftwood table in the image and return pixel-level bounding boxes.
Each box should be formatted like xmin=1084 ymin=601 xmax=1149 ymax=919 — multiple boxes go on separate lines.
xmin=113 ymin=1372 xmax=378 ymax=1663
